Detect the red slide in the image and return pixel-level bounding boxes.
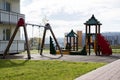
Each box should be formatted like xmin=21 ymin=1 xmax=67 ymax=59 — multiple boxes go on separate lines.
xmin=97 ymin=34 xmax=112 ymax=56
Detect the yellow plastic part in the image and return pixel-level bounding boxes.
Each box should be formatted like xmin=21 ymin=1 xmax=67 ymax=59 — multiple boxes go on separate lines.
xmin=56 ymin=50 xmax=70 ymax=54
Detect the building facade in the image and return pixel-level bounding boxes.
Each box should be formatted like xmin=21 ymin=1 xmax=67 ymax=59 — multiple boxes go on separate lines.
xmin=0 ymin=0 xmax=25 ymax=54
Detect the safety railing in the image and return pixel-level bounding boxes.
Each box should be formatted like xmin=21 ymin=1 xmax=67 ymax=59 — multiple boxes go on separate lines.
xmin=0 ymin=40 xmax=25 ymax=54
xmin=0 ymin=9 xmax=25 ymax=24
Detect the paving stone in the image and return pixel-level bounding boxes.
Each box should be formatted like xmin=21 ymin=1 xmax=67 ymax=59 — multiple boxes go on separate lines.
xmin=75 ymin=59 xmax=120 ymax=80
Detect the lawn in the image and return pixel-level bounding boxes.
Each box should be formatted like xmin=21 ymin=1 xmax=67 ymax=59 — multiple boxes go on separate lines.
xmin=112 ymin=49 xmax=120 ymax=53
xmin=0 ymin=60 xmax=105 ymax=80
xmin=21 ymin=49 xmax=49 ymax=54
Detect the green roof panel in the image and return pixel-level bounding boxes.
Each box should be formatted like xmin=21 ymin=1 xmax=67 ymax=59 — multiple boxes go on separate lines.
xmin=66 ymin=30 xmax=78 ymax=37
xmin=84 ymin=15 xmax=102 ymax=25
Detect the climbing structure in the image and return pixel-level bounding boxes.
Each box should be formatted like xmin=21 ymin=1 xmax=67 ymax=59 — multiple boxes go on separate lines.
xmin=84 ymin=15 xmax=112 ymax=56
xmin=65 ymin=30 xmax=78 ymax=51
xmin=84 ymin=15 xmax=101 ymax=55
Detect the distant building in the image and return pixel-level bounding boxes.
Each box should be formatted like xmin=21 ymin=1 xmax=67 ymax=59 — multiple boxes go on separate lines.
xmin=0 ymin=0 xmax=25 ymax=54
xmin=82 ymin=32 xmax=120 ymax=46
xmin=103 ymin=32 xmax=120 ymax=46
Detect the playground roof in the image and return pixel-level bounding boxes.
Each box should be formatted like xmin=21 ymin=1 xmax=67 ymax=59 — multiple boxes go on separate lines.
xmin=66 ymin=30 xmax=78 ymax=37
xmin=84 ymin=15 xmax=102 ymax=25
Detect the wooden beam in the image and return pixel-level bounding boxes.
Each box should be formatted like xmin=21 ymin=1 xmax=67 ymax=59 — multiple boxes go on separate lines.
xmin=3 ymin=18 xmax=31 ymax=59
xmin=40 ymin=28 xmax=47 ymax=55
xmin=23 ymin=25 xmax=31 ymax=59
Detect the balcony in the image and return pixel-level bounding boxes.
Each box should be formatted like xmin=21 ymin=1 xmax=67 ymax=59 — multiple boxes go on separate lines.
xmin=0 ymin=9 xmax=25 ymax=24
xmin=0 ymin=40 xmax=25 ymax=54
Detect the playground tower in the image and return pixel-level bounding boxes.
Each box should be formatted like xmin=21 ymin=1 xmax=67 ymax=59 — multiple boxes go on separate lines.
xmin=84 ymin=15 xmax=102 ymax=55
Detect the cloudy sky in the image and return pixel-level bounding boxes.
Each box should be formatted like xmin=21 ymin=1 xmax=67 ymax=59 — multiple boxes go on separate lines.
xmin=20 ymin=0 xmax=120 ymax=38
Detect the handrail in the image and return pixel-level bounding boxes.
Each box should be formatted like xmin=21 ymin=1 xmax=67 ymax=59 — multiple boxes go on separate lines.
xmin=0 ymin=9 xmax=25 ymax=24
xmin=0 ymin=9 xmax=24 ymax=16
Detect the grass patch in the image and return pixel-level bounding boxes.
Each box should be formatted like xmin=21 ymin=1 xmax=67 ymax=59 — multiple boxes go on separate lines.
xmin=112 ymin=49 xmax=120 ymax=53
xmin=21 ymin=49 xmax=49 ymax=54
xmin=0 ymin=60 xmax=105 ymax=80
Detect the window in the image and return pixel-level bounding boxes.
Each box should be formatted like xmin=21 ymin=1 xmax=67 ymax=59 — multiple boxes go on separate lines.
xmin=3 ymin=29 xmax=11 ymax=40
xmin=4 ymin=1 xmax=11 ymax=11
xmin=5 ymin=2 xmax=11 ymax=11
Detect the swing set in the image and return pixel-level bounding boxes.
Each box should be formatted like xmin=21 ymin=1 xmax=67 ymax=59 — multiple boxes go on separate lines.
xmin=26 ymin=23 xmax=42 ymax=52
xmin=3 ymin=18 xmax=63 ymax=59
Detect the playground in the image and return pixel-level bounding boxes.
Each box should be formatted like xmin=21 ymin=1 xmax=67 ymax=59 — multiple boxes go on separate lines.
xmin=1 ymin=15 xmax=114 ymax=59
xmin=0 ymin=15 xmax=120 ymax=80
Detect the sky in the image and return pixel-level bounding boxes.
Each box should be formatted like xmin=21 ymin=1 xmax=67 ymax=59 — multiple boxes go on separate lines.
xmin=20 ymin=0 xmax=120 ymax=38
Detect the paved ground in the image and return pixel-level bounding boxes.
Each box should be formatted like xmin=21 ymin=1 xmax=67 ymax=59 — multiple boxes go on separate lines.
xmin=75 ymin=59 xmax=120 ymax=80
xmin=0 ymin=53 xmax=120 ymax=63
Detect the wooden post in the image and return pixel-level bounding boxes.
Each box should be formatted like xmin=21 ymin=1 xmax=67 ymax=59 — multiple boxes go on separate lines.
xmin=76 ymin=37 xmax=78 ymax=51
xmin=88 ymin=25 xmax=91 ymax=55
xmin=85 ymin=25 xmax=88 ymax=55
xmin=40 ymin=28 xmax=47 ymax=55
xmin=95 ymin=25 xmax=98 ymax=55
xmin=73 ymin=37 xmax=75 ymax=51
xmin=70 ymin=37 xmax=72 ymax=51
xmin=98 ymin=25 xmax=100 ymax=34
xmin=23 ymin=25 xmax=31 ymax=59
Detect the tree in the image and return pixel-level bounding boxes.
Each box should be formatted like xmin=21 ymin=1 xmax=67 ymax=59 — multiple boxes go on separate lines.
xmin=50 ymin=36 xmax=56 ymax=55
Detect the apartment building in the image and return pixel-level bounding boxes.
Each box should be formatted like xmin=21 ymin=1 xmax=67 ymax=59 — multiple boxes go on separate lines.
xmin=0 ymin=0 xmax=25 ymax=54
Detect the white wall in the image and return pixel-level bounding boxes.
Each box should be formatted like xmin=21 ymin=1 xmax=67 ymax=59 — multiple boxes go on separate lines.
xmin=0 ymin=0 xmax=22 ymax=40
xmin=0 ymin=25 xmax=3 ymax=40
xmin=6 ymin=0 xmax=20 ymax=13
xmin=11 ymin=0 xmax=20 ymax=13
xmin=0 ymin=0 xmax=20 ymax=13
xmin=0 ymin=24 xmax=21 ymax=40
xmin=0 ymin=0 xmax=4 ymax=9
